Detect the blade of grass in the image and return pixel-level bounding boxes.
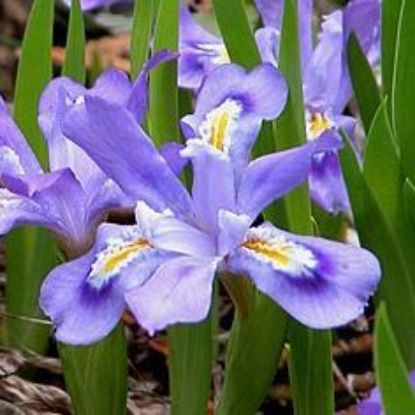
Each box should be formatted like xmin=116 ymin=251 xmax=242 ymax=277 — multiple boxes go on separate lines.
xmin=5 ymin=0 xmax=56 ymax=354
xmin=275 ymin=2 xmax=334 ymax=414
xmin=62 ymin=0 xmax=85 ymax=83
xmin=149 ymin=3 xmax=214 ymax=414
xmin=382 ymin=0 xmax=403 ymax=97
xmin=391 ymin=0 xmax=415 ymax=183
xmin=375 ymin=303 xmax=415 ymax=414
xmin=130 ymin=0 xmax=157 ymax=80
xmin=347 ymin=33 xmax=381 ymax=135
xmin=340 ymin=134 xmax=415 ymax=368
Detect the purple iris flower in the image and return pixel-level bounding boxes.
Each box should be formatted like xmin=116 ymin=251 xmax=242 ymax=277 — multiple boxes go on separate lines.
xmin=0 ymin=83 xmax=126 ymax=258
xmin=357 ymin=371 xmax=415 ymax=415
xmin=63 ymin=0 xmax=132 ymax=11
xmin=181 ymin=63 xmax=288 ymax=176
xmin=0 ymin=51 xmax=176 ymax=258
xmin=43 ymin=63 xmax=381 ymax=344
xmin=179 ymin=6 xmax=279 ymax=90
xmin=257 ymin=0 xmax=379 ymax=215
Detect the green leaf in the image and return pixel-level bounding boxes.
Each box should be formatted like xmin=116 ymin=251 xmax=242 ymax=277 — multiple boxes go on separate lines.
xmin=340 ymin=136 xmax=415 ymax=367
xmin=375 ymin=303 xmax=415 ymax=415
xmin=403 ymin=178 xmax=415 ymax=227
xmin=213 ymin=1 xmax=290 ymax=412
xmin=289 ymin=323 xmax=334 ymax=415
xmin=382 ymin=0 xmax=404 ymax=97
xmin=391 ymin=0 xmax=415 ymax=182
xmin=5 ymin=0 xmax=56 ymax=354
xmin=217 ymin=294 xmax=287 ymax=415
xmin=62 ymin=0 xmax=85 ymax=83
xmin=275 ymin=2 xmax=334 ymax=414
xmin=213 ymin=0 xmax=260 ymax=69
xmin=130 ymin=0 xmax=157 ymax=80
xmin=149 ymin=0 xmax=179 ymax=145
xmin=59 ymin=325 xmax=128 ymax=415
xmin=347 ymin=33 xmax=381 ymax=135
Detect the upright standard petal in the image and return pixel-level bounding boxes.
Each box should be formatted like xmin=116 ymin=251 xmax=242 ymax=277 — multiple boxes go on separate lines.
xmin=237 ymin=134 xmax=342 ymax=220
xmin=181 ymin=140 xmax=236 ymax=233
xmin=182 ymin=63 xmax=287 ymax=169
xmin=125 ymin=256 xmax=218 ymax=335
xmin=63 ymin=96 xmax=193 ymax=217
xmin=226 ymin=223 xmax=381 ymax=329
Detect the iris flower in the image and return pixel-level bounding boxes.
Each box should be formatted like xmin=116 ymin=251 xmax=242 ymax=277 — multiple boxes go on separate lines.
xmin=179 ymin=6 xmax=278 ymax=90
xmin=41 ymin=63 xmax=381 ymax=345
xmin=0 ymin=51 xmax=175 ymax=258
xmin=256 ymin=0 xmax=380 ymax=214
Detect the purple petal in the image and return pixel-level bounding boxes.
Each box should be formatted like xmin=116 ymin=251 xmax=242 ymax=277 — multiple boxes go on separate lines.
xmin=0 ymin=98 xmax=41 ymax=175
xmin=125 ymin=256 xmax=218 ymax=335
xmin=237 ymin=133 xmax=342 ymax=220
xmin=304 ymin=11 xmax=344 ymax=112
xmin=38 ymin=79 xmax=106 ymax=190
xmin=40 ymin=221 xmax=172 ymax=344
xmin=40 ymin=252 xmax=125 ymax=345
xmin=182 ymin=63 xmax=287 ymax=170
xmin=0 ymin=189 xmax=55 ymax=235
xmin=255 ymin=0 xmax=283 ymax=28
xmin=178 ymin=7 xmax=226 ymax=89
xmin=63 ymin=96 xmax=193 ymax=217
xmin=255 ymin=27 xmax=279 ymax=67
xmin=194 ymin=63 xmax=287 ymax=120
xmin=181 ymin=140 xmax=236 ymax=233
xmin=217 ymin=210 xmax=251 ymax=256
xmin=134 ymin=202 xmax=216 ymax=257
xmin=255 ymin=0 xmax=312 ymax=72
xmin=4 ymin=169 xmax=90 ymax=252
xmin=159 ymin=142 xmax=188 ymax=176
xmin=226 ymin=223 xmax=381 ymax=329
xmin=309 ymin=149 xmax=351 ymax=215
xmin=127 ymin=50 xmax=178 ymax=123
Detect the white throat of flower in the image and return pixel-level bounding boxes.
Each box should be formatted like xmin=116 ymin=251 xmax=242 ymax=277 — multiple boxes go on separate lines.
xmin=0 ymin=146 xmax=25 ymax=176
xmin=198 ymin=43 xmax=230 ymax=65
xmin=242 ymin=227 xmax=318 ymax=278
xmin=88 ymin=228 xmax=152 ymax=290
xmin=305 ymin=110 xmax=334 ymax=141
xmin=199 ymin=99 xmax=242 ymax=153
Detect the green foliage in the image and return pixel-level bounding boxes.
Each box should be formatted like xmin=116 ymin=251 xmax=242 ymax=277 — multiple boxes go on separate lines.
xmin=347 ymin=33 xmax=381 ymax=135
xmin=375 ymin=304 xmax=415 ymax=415
xmin=392 ymin=0 xmax=415 ymax=182
xmin=62 ymin=0 xmax=85 ymax=83
xmin=130 ymin=0 xmax=157 ymax=80
xmin=275 ymin=2 xmax=333 ymax=413
xmin=5 ymin=0 xmax=56 ymax=354
xmin=59 ymin=325 xmax=128 ymax=415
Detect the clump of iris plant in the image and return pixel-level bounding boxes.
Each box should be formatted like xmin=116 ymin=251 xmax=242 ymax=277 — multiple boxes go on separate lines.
xmin=40 ymin=62 xmax=381 ymax=345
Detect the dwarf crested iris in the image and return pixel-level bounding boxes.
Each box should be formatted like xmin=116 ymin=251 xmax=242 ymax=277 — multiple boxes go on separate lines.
xmin=41 ymin=63 xmax=381 ymax=345
xmin=0 ymin=51 xmax=175 ymax=259
xmin=256 ymin=0 xmax=379 ymax=215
